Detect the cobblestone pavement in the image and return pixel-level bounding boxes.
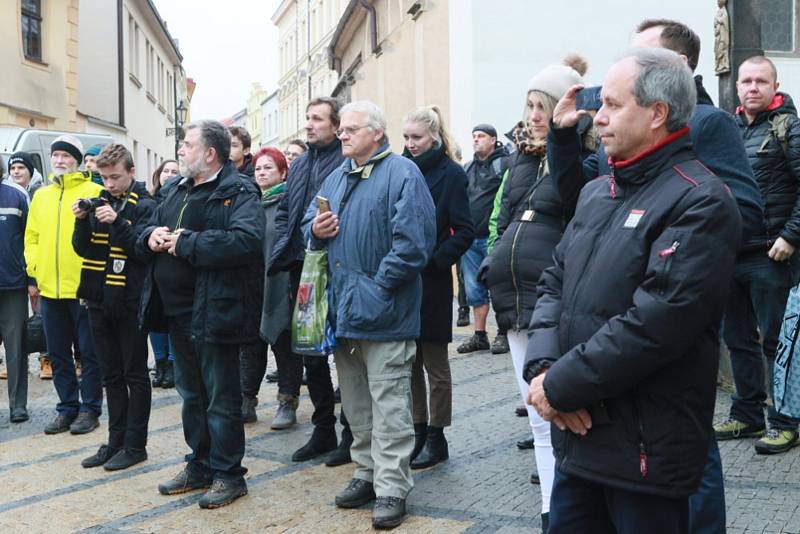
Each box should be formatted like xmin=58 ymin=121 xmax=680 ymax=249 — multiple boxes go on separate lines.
xmin=1 ymin=320 xmax=799 ymax=533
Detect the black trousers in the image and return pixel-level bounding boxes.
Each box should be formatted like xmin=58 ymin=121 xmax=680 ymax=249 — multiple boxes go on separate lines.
xmin=240 ymin=330 xmax=303 ymax=398
xmin=88 ymin=308 xmax=151 ymax=449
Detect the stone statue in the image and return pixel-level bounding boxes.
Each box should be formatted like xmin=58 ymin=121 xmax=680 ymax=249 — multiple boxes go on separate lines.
xmin=715 ymin=0 xmax=731 ymax=75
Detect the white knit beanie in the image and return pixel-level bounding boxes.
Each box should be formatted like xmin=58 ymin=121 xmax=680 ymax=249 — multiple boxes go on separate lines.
xmin=527 ymin=54 xmax=587 ymax=102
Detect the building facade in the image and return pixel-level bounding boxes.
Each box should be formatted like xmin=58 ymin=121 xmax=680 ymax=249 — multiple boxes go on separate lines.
xmin=261 ymin=90 xmax=280 ymax=148
xmin=273 ymin=0 xmax=347 ymax=145
xmin=78 ymin=0 xmax=188 ymax=180
xmin=245 ymin=82 xmax=269 ymax=148
xmin=1 ymin=0 xmax=82 ymax=131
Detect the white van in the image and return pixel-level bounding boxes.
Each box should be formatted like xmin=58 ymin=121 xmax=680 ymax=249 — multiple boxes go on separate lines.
xmin=0 ymin=128 xmax=114 ymax=180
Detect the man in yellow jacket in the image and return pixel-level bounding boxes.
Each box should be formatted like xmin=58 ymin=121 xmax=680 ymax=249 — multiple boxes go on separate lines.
xmin=24 ymin=135 xmax=104 ymax=435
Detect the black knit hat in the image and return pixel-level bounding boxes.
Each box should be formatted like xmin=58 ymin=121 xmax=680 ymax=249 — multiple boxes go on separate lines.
xmin=472 ymin=123 xmax=498 ymax=139
xmin=51 ymin=134 xmax=84 ymax=165
xmin=8 ymin=151 xmax=35 ymax=177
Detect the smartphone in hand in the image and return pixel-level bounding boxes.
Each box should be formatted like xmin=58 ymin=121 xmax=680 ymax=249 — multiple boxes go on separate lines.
xmin=317 ymin=195 xmax=331 ymax=213
xmin=576 ymin=85 xmax=602 ymax=111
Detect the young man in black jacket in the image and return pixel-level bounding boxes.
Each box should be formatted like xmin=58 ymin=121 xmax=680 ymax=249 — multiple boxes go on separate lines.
xmin=72 ymin=144 xmax=155 ymax=471
xmin=714 ymin=55 xmax=800 ymax=454
xmin=138 ymin=120 xmax=265 ymax=508
xmin=524 ymin=49 xmax=741 ymax=533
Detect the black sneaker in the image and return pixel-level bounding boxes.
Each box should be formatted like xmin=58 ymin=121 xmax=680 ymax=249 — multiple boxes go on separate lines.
xmin=292 ymin=428 xmax=337 ymax=462
xmin=491 ymin=333 xmax=510 ymax=354
xmin=158 ymin=467 xmax=213 ymax=495
xmin=456 ymin=333 xmax=490 ymax=354
xmin=81 ymin=445 xmax=119 ymax=468
xmin=70 ymin=412 xmax=100 ymax=434
xmin=44 ymin=413 xmax=77 ymax=435
xmin=456 ymin=308 xmax=470 ymax=327
xmin=372 ymin=496 xmax=407 ymax=529
xmin=104 ymin=448 xmax=148 ymax=471
xmin=335 ymin=478 xmax=376 ymax=508
xmin=198 ymin=478 xmax=248 ymax=509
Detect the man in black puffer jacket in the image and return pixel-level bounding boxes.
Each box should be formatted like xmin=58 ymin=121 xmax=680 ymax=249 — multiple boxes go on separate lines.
xmin=715 ymin=56 xmax=800 ymax=455
xmin=524 ymin=49 xmax=740 ymax=532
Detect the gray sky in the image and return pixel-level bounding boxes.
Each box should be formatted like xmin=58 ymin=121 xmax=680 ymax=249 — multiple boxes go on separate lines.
xmin=152 ymin=0 xmax=281 ymax=120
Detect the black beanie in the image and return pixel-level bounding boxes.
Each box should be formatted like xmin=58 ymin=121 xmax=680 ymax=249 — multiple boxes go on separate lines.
xmin=8 ymin=151 xmax=35 ymax=177
xmin=51 ymin=135 xmax=84 ymax=165
xmin=472 ymin=123 xmax=498 ymax=139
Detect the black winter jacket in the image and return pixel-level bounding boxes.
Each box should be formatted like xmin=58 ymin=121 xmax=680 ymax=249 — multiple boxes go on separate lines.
xmin=464 ymin=145 xmax=508 ymax=238
xmin=736 ymin=92 xmax=800 ymax=251
xmin=405 ymin=145 xmax=475 ymax=344
xmin=137 ymin=162 xmax=266 ymax=344
xmin=72 ymin=180 xmax=155 ymax=312
xmin=523 ymin=130 xmax=741 ymax=498
xmin=269 ymin=138 xmax=345 ymax=274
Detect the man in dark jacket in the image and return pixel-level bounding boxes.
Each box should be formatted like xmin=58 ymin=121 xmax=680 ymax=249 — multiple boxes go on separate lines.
xmin=0 ymin=173 xmax=31 ymax=422
xmin=547 ymin=19 xmax=758 ymax=534
xmin=524 ymin=49 xmax=741 ymax=533
xmin=459 ymin=124 xmax=509 ymax=354
xmin=306 ymin=100 xmax=436 ymax=529
xmin=138 ymin=120 xmax=265 ymax=508
xmin=714 ymin=55 xmax=800 ymax=454
xmin=269 ymin=96 xmax=353 ymax=466
xmin=72 ymin=144 xmax=155 ymax=471
xmin=229 ymin=126 xmax=254 ymax=178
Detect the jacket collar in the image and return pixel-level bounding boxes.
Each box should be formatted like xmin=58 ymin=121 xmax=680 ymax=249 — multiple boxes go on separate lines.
xmin=309 ymin=137 xmax=341 ymax=156
xmin=50 ymin=170 xmax=93 ymax=189
xmin=347 ymin=144 xmax=393 ymax=179
xmin=695 ymin=75 xmax=714 ymax=106
xmin=609 ymin=127 xmax=692 ymax=190
xmin=735 ymin=93 xmax=786 ymax=123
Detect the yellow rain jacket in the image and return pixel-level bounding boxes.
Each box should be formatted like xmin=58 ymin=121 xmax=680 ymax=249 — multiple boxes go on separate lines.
xmin=24 ymin=171 xmax=104 ymax=299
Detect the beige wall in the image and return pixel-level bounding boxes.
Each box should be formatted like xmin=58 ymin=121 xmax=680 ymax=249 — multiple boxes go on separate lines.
xmin=246 ymin=83 xmax=268 ymax=148
xmin=336 ymin=0 xmax=451 ymax=153
xmin=0 ymin=0 xmax=81 ymax=131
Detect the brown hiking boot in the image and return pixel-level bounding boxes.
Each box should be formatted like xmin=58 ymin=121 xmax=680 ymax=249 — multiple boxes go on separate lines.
xmin=39 ymin=357 xmax=53 ymax=380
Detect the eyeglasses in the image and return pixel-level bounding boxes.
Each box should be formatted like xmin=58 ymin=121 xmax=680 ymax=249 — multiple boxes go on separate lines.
xmin=335 ymin=125 xmax=369 ymax=138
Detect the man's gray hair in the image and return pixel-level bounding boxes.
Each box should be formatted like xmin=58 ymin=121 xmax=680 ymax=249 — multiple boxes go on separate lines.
xmin=341 ymin=100 xmax=387 ymax=134
xmin=625 ymin=48 xmax=696 ymax=132
xmin=184 ymin=120 xmax=231 ymax=164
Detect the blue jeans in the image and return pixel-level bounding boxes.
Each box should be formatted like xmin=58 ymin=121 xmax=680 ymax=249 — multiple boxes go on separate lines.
xmin=169 ymin=319 xmax=246 ymax=480
xmin=39 ymin=297 xmax=102 ymax=417
xmin=548 ymin=469 xmax=689 ymax=533
xmin=688 ymin=439 xmax=726 ymax=534
xmin=722 ymin=252 xmax=799 ymax=430
xmin=149 ymin=332 xmax=174 ymax=362
xmin=459 ymin=237 xmax=490 ymax=307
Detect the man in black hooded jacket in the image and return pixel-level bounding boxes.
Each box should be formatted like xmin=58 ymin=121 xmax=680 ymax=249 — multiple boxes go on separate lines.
xmin=524 ymin=49 xmax=740 ymax=533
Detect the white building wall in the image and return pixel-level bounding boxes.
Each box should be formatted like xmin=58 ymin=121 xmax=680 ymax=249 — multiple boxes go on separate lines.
xmin=261 ymin=92 xmax=280 ymax=148
xmin=451 ymin=0 xmax=720 ymax=159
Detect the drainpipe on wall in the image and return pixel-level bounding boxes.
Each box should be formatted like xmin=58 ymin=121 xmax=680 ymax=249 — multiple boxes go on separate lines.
xmin=117 ymin=0 xmax=125 ymax=127
xmin=359 ymin=0 xmax=380 ymax=55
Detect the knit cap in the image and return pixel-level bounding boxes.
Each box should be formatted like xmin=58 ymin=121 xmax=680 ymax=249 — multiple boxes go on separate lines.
xmin=527 ymin=54 xmax=587 ymax=101
xmin=85 ymin=144 xmax=105 ymax=158
xmin=51 ymin=134 xmax=84 ymax=165
xmin=8 ymin=151 xmax=35 ymax=176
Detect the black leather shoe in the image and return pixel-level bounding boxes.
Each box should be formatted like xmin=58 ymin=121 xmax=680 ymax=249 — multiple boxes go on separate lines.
xmin=241 ymin=395 xmax=258 ymax=424
xmin=411 ymin=427 xmax=448 ymax=469
xmin=69 ymin=412 xmax=100 ymax=435
xmin=515 ymin=405 xmax=528 ymax=417
xmin=10 ymin=411 xmax=29 ymax=423
xmin=152 ymin=360 xmax=165 ymax=387
xmin=335 ymin=478 xmax=376 ymax=508
xmin=292 ymin=428 xmax=337 ymax=462
xmin=161 ymin=361 xmax=175 ymax=388
xmin=410 ymin=423 xmax=427 ymax=463
xmin=325 ymin=428 xmax=353 ymax=467
xmin=456 ymin=307 xmax=470 ymax=327
xmin=530 ymin=469 xmax=540 ymax=484
xmin=372 ymin=496 xmax=407 ymax=529
xmin=44 ymin=413 xmax=77 ymax=434
xmin=541 ymin=511 xmax=549 ymax=533
xmin=516 ymin=437 xmax=534 ymax=450
xmin=198 ymin=478 xmax=248 ymax=509
xmin=104 ymin=448 xmax=147 ymax=471
xmin=82 ymin=445 xmax=119 ymax=468
xmin=158 ymin=467 xmax=213 ymax=495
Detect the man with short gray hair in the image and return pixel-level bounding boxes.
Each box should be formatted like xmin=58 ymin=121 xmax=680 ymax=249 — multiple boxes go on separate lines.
xmin=304 ymin=100 xmax=436 ymax=529
xmin=524 ymin=49 xmax=741 ymax=531
xmin=138 ymin=120 xmax=265 ymax=508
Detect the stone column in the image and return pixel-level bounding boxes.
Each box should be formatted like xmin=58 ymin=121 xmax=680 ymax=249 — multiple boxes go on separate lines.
xmin=718 ymin=0 xmax=764 ymax=113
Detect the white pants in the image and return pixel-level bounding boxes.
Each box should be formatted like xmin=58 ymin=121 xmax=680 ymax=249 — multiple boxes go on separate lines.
xmin=508 ymin=329 xmax=554 ymax=514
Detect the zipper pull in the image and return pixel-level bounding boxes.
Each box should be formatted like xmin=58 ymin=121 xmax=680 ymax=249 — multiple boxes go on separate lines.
xmin=639 ymin=442 xmax=648 ymax=478
xmin=609 ymin=175 xmax=617 ymax=199
xmin=658 ymin=241 xmax=680 ymax=258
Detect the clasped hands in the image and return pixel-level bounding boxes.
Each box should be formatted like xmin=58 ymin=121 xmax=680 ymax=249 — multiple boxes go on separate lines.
xmin=148 ymin=226 xmax=182 ymax=256
xmin=527 ymin=372 xmax=593 ymax=436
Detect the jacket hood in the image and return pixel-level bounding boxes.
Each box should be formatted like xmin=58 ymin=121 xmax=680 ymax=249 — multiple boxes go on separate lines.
xmin=485 ymin=144 xmax=509 ymax=164
xmin=736 ymin=92 xmax=797 ymax=122
xmin=609 ymin=127 xmax=693 ymax=190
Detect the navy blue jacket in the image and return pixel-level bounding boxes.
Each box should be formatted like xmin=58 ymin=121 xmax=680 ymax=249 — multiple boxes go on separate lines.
xmin=525 ymin=130 xmax=741 ymax=497
xmin=0 ymin=181 xmax=30 ymax=290
xmin=302 ymin=146 xmax=436 ymax=341
xmin=548 ymin=76 xmax=763 ymax=245
xmin=269 ymin=138 xmax=345 ymax=274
